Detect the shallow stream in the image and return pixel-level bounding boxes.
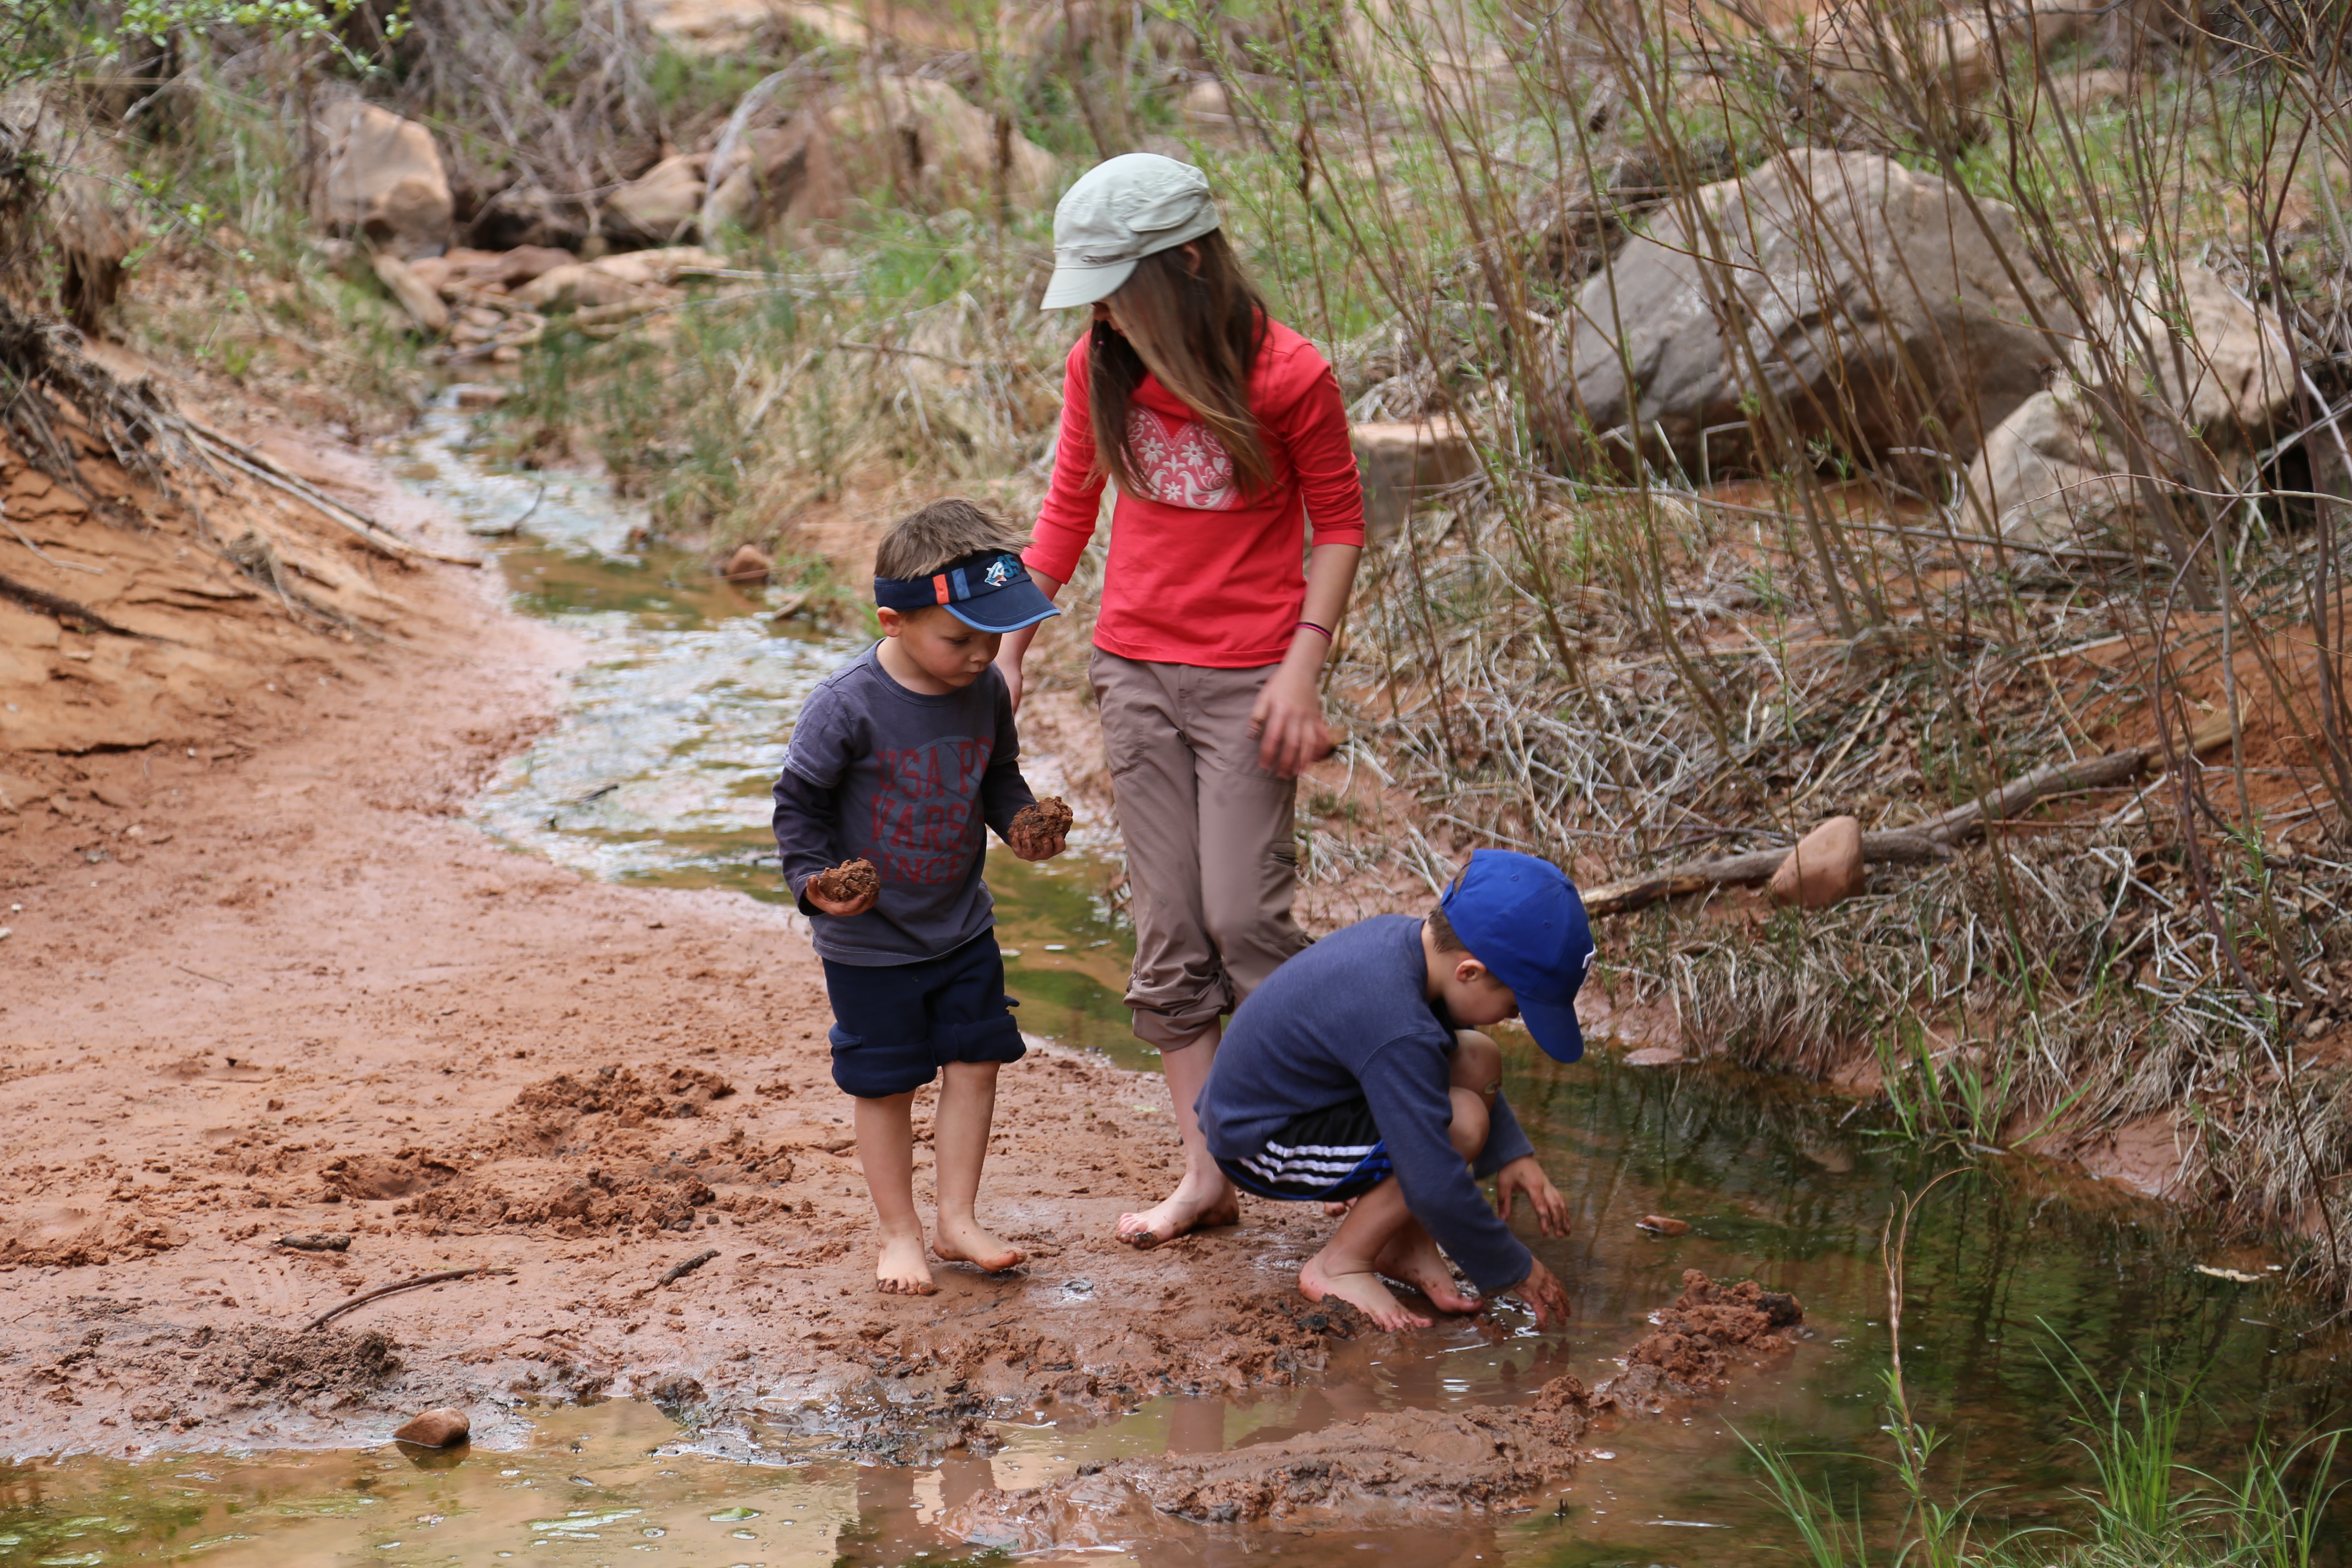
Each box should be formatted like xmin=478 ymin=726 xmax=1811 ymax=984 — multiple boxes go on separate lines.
xmin=4 ymin=401 xmax=2347 ymax=1567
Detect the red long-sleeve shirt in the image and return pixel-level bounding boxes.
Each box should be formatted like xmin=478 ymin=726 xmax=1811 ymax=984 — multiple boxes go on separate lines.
xmin=1025 ymin=319 xmax=1368 ymax=668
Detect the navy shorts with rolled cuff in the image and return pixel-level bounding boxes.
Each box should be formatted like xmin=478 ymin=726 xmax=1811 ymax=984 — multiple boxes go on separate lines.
xmin=1216 ymin=1096 xmax=1393 ymax=1203
xmin=822 ymin=931 xmax=1026 ymax=1099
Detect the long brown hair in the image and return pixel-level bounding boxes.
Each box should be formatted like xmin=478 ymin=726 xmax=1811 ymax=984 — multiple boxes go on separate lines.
xmin=1087 ymin=228 xmax=1275 ymax=499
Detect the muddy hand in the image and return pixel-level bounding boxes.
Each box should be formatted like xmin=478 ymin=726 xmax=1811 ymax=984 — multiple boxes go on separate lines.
xmin=1494 ymin=1155 xmax=1570 ymax=1238
xmin=1007 ymin=797 xmax=1074 ymax=862
xmin=1510 ymin=1258 xmax=1572 ymax=1329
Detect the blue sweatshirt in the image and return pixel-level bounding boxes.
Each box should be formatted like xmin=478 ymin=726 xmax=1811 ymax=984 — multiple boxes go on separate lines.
xmin=1197 ymin=915 xmax=1540 ymax=1292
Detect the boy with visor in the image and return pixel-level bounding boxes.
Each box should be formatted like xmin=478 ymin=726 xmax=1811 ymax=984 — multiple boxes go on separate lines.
xmin=773 ymin=500 xmax=1070 ymax=1295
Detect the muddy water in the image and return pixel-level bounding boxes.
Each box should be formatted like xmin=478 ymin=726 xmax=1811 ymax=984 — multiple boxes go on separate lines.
xmin=7 ymin=401 xmax=2347 ymax=1567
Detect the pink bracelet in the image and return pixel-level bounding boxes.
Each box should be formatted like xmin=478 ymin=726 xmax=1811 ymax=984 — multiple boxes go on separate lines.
xmin=1297 ymin=620 xmax=1333 ymax=641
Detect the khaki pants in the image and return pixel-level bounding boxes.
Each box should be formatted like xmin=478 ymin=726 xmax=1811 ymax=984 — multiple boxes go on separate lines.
xmin=1091 ymin=649 xmax=1311 ymax=1049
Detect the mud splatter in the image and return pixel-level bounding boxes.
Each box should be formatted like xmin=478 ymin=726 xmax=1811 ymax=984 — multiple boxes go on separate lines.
xmin=506 ymin=1064 xmax=737 ymax=1145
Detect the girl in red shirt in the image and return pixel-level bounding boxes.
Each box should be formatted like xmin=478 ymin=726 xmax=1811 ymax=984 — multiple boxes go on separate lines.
xmin=997 ymin=154 xmax=1366 ymax=1247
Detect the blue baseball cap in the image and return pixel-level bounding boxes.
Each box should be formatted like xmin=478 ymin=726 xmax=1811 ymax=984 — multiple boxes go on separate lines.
xmin=1438 ymin=849 xmax=1596 ymax=1062
xmin=873 ymin=550 xmax=1060 ymax=634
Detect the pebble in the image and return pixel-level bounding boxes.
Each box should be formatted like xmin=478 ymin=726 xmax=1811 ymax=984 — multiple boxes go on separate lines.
xmin=722 ymin=543 xmax=773 ymax=586
xmin=393 ymin=1408 xmax=472 ymax=1448
xmin=1635 ymin=1214 xmax=1692 ymax=1236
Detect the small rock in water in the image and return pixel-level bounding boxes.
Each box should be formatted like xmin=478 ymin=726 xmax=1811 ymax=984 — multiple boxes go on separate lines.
xmin=278 ymin=1232 xmax=353 ymax=1252
xmin=393 ymin=1408 xmax=471 ymax=1448
xmin=1622 ymin=1044 xmax=1685 ymax=1067
xmin=451 ymin=383 xmax=509 ymax=410
xmin=1635 ymin=1215 xmax=1691 ymax=1236
xmin=722 ymin=543 xmax=773 ymax=585
xmin=1767 ymin=815 xmax=1866 ymax=910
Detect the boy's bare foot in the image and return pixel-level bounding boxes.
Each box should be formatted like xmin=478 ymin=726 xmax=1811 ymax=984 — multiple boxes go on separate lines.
xmin=1372 ymin=1225 xmax=1481 ymax=1314
xmin=1117 ymin=1171 xmax=1239 ymax=1249
xmin=933 ymin=1216 xmax=1026 ymax=1273
xmin=1300 ymin=1255 xmax=1433 ymax=1332
xmin=876 ymin=1231 xmax=937 ymax=1295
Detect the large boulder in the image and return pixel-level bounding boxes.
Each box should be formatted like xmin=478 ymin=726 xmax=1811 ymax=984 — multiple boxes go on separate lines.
xmin=315 ymin=101 xmax=452 ymax=257
xmin=1549 ymin=149 xmax=2073 ymax=480
xmin=1964 ymin=262 xmax=2298 ymax=548
xmin=704 ymin=111 xmax=846 ymax=236
xmin=835 ymin=75 xmax=1057 ymax=212
xmin=604 ymin=153 xmax=708 ymax=245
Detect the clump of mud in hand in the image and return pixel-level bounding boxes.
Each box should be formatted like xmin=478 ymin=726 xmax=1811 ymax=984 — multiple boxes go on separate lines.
xmin=1010 ymin=796 xmax=1073 ymax=841
xmin=808 ymin=857 xmax=879 ymax=904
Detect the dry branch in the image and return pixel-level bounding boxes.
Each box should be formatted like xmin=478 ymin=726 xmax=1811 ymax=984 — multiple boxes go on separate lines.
xmin=301 ymin=1266 xmax=515 ymax=1332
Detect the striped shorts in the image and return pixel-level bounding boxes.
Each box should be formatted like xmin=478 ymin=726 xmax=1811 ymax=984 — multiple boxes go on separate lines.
xmin=1218 ymin=1098 xmax=1392 ymax=1203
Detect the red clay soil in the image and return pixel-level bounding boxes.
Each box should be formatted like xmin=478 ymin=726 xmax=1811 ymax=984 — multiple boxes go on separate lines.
xmin=940 ymin=1271 xmax=1804 ymax=1548
xmin=0 ymin=429 xmax=1452 ymax=1462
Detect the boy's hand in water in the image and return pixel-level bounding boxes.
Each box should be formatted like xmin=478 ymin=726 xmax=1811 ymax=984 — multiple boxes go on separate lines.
xmin=1494 ymin=1155 xmax=1570 ymax=1237
xmin=1513 ymin=1258 xmax=1572 ymax=1328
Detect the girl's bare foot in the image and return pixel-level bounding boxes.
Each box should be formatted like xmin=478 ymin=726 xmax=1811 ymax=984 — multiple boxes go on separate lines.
xmin=1299 ymin=1254 xmax=1432 ymax=1332
xmin=876 ymin=1231 xmax=937 ymax=1295
xmin=1116 ymin=1170 xmax=1239 ymax=1249
xmin=933 ymin=1216 xmax=1026 ymax=1273
xmin=1372 ymin=1225 xmax=1480 ymax=1314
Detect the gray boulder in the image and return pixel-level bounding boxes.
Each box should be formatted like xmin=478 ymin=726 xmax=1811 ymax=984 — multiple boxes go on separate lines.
xmin=1965 ymin=261 xmax=2299 ymax=548
xmin=1549 ymin=149 xmax=2073 ymax=479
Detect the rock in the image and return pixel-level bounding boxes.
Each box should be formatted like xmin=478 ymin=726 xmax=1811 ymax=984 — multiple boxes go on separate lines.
xmin=466 ymin=183 xmax=588 ymax=253
xmin=1635 ymin=1214 xmax=1691 ymax=1235
xmin=835 ymin=76 xmax=1057 ymax=212
xmin=705 ymin=113 xmax=846 ymax=237
xmin=605 ymin=153 xmax=709 ymax=245
xmin=314 ymin=101 xmax=453 ymax=258
xmin=1179 ymin=77 xmax=1238 ymax=133
xmin=721 ymin=543 xmax=773 ymax=584
xmin=452 ymin=384 xmax=510 ymax=411
xmin=1961 ymin=387 xmax=2138 ymax=547
xmin=1767 ymin=815 xmax=1866 ymax=910
xmin=1549 ymin=150 xmax=2072 ymax=479
xmin=0 ymin=772 xmax=47 ymax=813
xmin=2048 ymin=67 xmax=2134 ymax=114
xmin=515 ymin=245 xmax=724 ymax=311
xmin=410 ymin=246 xmax=577 ymax=298
xmin=1353 ymin=416 xmax=1478 ymax=540
xmin=371 ymin=253 xmax=449 ymax=334
xmin=1963 ymin=262 xmax=2295 ymax=548
xmin=1621 ymin=1044 xmax=1686 ymax=1067
xmin=392 ymin=1408 xmax=471 ymax=1448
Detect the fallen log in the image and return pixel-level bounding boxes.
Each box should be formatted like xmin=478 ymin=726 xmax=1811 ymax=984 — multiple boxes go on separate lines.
xmin=1583 ymin=715 xmax=2234 ymax=920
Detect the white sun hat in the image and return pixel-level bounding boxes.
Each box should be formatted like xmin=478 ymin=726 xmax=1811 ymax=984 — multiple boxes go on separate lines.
xmin=1040 ymin=153 xmax=1224 ymax=310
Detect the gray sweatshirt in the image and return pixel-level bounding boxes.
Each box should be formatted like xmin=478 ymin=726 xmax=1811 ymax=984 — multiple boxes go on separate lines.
xmin=771 ymin=644 xmax=1035 ymax=965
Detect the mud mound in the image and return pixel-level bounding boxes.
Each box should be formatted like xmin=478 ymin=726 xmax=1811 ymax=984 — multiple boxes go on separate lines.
xmin=0 ymin=1203 xmax=187 ymax=1265
xmin=198 ymin=1324 xmax=403 ymax=1403
xmin=323 ymin=1147 xmax=461 ymax=1199
xmin=943 ymin=1377 xmax=1598 ymax=1548
xmin=505 ymin=1063 xmax=736 ymax=1145
xmin=1596 ymin=1269 xmax=1804 ymax=1412
xmin=410 ymin=1160 xmax=715 ymax=1234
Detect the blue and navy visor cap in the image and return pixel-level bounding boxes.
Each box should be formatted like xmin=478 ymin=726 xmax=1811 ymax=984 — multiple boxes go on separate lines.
xmin=1438 ymin=849 xmax=1597 ymax=1063
xmin=873 ymin=550 xmax=1060 ymax=634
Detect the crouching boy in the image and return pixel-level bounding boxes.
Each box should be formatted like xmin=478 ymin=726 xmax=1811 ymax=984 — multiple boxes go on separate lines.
xmin=772 ymin=499 xmax=1071 ymax=1295
xmin=1197 ymin=850 xmax=1591 ymax=1329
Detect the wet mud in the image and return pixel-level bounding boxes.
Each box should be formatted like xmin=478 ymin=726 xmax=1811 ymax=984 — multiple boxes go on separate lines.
xmin=939 ymin=1271 xmax=1803 ymax=1547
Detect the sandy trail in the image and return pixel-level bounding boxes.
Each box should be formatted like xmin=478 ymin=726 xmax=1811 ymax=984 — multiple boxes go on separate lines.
xmin=0 ymin=441 xmax=1388 ymax=1462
